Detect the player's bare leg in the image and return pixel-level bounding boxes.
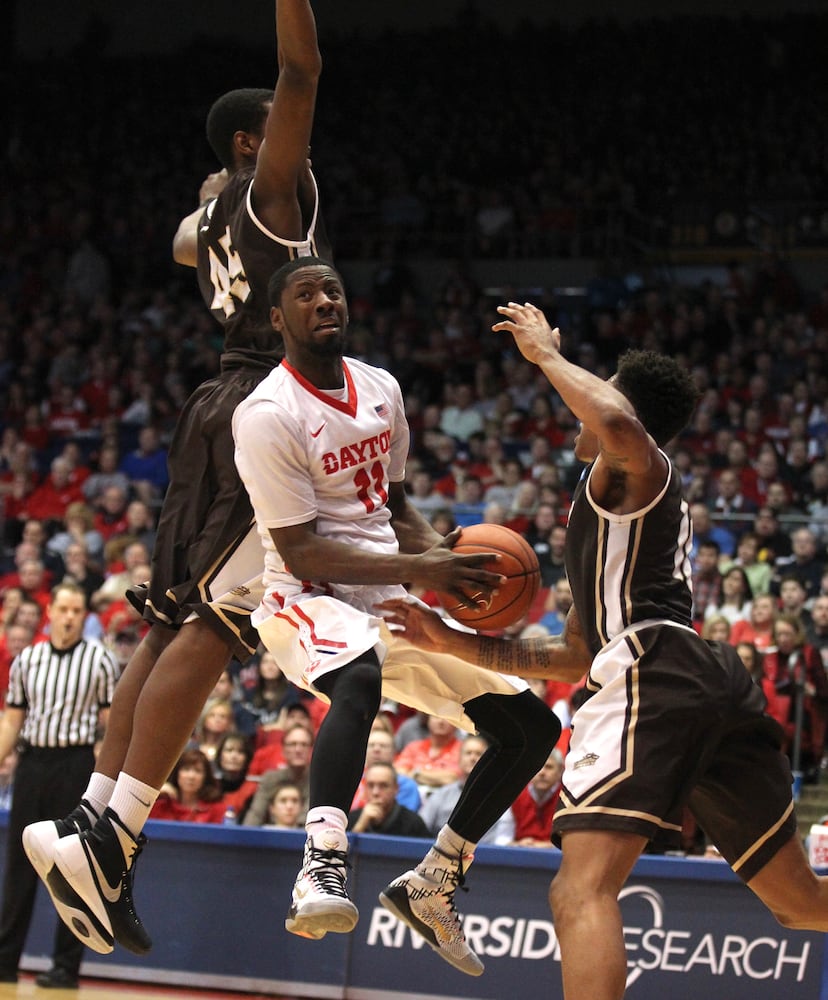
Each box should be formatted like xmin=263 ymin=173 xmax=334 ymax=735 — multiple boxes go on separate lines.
xmin=122 ymin=618 xmax=234 ymax=787
xmin=550 ymin=829 xmax=647 ymax=1000
xmin=747 ymin=834 xmax=828 ymax=930
xmin=95 ymin=625 xmax=177 ymax=779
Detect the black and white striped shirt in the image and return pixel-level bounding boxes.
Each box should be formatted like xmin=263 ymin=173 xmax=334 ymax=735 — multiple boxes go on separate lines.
xmin=6 ymin=638 xmax=118 ymax=748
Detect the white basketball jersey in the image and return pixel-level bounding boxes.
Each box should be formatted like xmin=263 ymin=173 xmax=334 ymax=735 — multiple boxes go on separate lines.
xmin=233 ymin=356 xmax=409 ymax=614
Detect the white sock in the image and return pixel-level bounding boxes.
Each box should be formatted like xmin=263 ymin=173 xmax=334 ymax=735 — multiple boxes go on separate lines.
xmin=107 ymin=773 xmax=161 ymax=839
xmin=305 ymin=806 xmax=348 ymax=849
xmin=81 ymin=773 xmax=116 ymax=822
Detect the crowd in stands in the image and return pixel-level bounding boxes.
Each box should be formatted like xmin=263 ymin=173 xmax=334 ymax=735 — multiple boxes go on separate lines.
xmin=1 ymin=11 xmax=827 ymax=852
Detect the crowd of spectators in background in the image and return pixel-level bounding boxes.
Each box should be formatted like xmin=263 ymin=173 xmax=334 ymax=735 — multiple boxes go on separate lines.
xmin=1 ymin=11 xmax=827 ymax=852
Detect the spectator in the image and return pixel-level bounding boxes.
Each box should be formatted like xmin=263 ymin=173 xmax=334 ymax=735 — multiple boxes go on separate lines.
xmin=524 ymin=507 xmax=566 ymax=588
xmin=122 ymin=500 xmax=157 ymax=556
xmin=92 ymin=484 xmax=130 ymax=542
xmin=751 ymin=506 xmax=791 ymax=564
xmin=348 ymin=763 xmax=430 ymax=837
xmin=419 ymin=734 xmax=514 ymax=846
xmin=17 ymin=560 xmax=52 ymax=621
xmin=0 ymin=543 xmax=53 ymax=597
xmin=0 ymin=589 xmax=25 ymax=642
xmin=804 ymin=460 xmax=828 ymax=545
xmin=483 ymin=457 xmax=526 ymax=511
xmin=733 ymin=641 xmax=781 ymax=729
xmin=510 ymin=748 xmax=564 ymax=847
xmin=451 ymin=476 xmax=486 ymax=527
xmin=730 ymin=593 xmax=778 ymax=652
xmin=700 ymin=615 xmax=732 ymax=643
xmin=19 ymin=457 xmax=84 ymax=530
xmin=719 ymin=531 xmax=772 ymax=597
xmin=406 ymin=468 xmax=446 ymax=518
xmin=149 ymin=748 xmax=226 ymax=824
xmin=43 ymin=385 xmax=89 ymax=441
xmin=439 ymin=383 xmax=485 ymax=444
xmin=243 ymin=723 xmax=314 ymax=828
xmin=0 ymin=624 xmax=35 ymax=710
xmin=394 ymin=710 xmax=429 ymax=753
xmin=712 ymin=467 xmax=757 ymax=536
xmin=213 ymin=731 xmax=255 ymax=817
xmin=394 ymin=714 xmax=462 ymax=796
xmin=105 ymin=626 xmax=141 ymax=678
xmin=721 ymin=441 xmax=760 ymax=512
xmin=19 ymin=519 xmax=65 ymax=581
xmin=537 ymin=578 xmax=574 ymax=637
xmin=763 ymin=614 xmax=828 ymax=782
xmin=805 ymin=595 xmax=828 ymax=675
xmin=429 ymin=508 xmax=456 ymax=538
xmin=691 ymin=540 xmax=723 ymax=626
xmin=192 ymin=697 xmax=235 ymax=764
xmin=262 ymin=781 xmax=305 ymax=830
xmin=772 ymin=528 xmax=825 ymax=601
xmin=81 ymin=445 xmax=131 ymax=508
xmin=704 ymin=565 xmax=753 ymax=626
xmin=689 ymin=502 xmax=735 ymax=563
xmin=236 ymin=650 xmax=302 ymax=749
xmin=91 ymin=540 xmax=151 ymax=612
xmin=777 ymin=575 xmax=813 ymax=632
xmin=45 ymin=502 xmax=105 ymax=567
xmin=504 ymin=479 xmax=539 ymax=535
xmin=352 ymin=723 xmax=420 ymax=813
xmin=764 ymin=480 xmax=797 ymax=521
xmin=56 ymin=442 xmax=91 ymax=490
xmin=61 ymin=542 xmax=105 ymax=606
xmin=119 ymin=426 xmax=169 ymax=503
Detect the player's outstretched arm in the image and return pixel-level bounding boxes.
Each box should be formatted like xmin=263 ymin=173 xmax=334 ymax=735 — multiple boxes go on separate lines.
xmin=172 ymin=169 xmax=230 ymax=266
xmin=493 ymin=302 xmax=655 ymax=475
xmin=379 ymin=599 xmax=590 ymax=683
xmin=252 ymin=0 xmax=322 ymax=233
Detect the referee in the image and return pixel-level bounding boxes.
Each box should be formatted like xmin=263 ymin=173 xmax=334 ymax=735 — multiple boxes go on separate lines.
xmin=0 ymin=581 xmax=118 ymax=988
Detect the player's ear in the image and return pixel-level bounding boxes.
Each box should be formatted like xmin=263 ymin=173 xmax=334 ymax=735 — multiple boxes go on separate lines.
xmin=270 ymin=305 xmax=284 ymax=334
xmin=234 ymin=129 xmax=258 ymax=159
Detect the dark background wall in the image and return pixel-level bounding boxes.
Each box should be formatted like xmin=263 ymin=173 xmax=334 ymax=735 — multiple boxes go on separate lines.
xmin=14 ymin=0 xmax=828 ymax=55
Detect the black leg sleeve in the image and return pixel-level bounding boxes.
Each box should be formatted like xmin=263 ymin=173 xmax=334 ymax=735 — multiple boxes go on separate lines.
xmin=310 ymin=651 xmax=383 ymax=812
xmin=447 ymin=689 xmax=559 ymax=843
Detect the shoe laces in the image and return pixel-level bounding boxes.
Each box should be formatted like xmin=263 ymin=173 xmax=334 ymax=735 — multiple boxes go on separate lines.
xmin=306 ymin=844 xmax=351 ymax=897
xmin=423 ymin=848 xmax=472 ymax=914
xmin=126 ymin=833 xmax=147 ymax=869
xmin=116 ymin=835 xmax=147 ymax=924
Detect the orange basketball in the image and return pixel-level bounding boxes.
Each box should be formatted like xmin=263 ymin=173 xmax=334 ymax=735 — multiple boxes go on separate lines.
xmin=434 ymin=523 xmax=541 ymax=631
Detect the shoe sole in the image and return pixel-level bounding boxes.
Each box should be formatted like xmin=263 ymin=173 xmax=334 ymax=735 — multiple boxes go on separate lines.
xmin=285 ymin=899 xmax=359 ymax=939
xmin=23 ymin=826 xmax=114 ymax=956
xmin=379 ymin=885 xmax=484 ymax=977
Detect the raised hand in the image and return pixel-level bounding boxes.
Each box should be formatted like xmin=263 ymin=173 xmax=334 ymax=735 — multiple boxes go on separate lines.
xmin=492 ymin=302 xmax=561 ymax=366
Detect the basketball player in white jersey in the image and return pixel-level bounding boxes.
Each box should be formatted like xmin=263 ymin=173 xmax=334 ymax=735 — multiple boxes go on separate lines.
xmin=232 ymin=257 xmax=558 ymax=976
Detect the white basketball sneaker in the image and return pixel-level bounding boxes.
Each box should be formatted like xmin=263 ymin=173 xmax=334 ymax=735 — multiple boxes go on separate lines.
xmin=285 ymin=828 xmax=358 ymax=940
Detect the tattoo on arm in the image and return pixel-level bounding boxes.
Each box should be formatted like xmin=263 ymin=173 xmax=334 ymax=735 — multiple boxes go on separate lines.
xmin=475 ymin=605 xmax=590 ymax=680
xmin=477 ymin=636 xmax=575 ymax=678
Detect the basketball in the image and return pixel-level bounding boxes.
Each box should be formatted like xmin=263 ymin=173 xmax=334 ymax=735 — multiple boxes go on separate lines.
xmin=434 ymin=523 xmax=541 ymax=631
